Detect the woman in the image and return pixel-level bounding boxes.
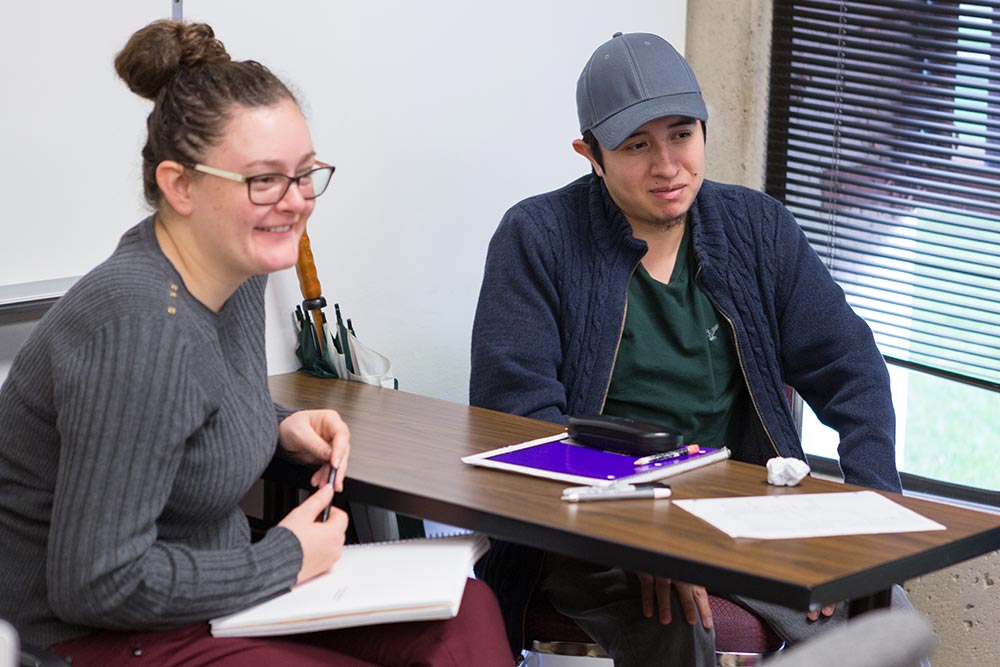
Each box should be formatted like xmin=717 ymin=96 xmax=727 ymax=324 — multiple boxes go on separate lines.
xmin=0 ymin=20 xmax=510 ymax=667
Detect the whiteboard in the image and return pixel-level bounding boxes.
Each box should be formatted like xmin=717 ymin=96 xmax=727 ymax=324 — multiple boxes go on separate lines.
xmin=0 ymin=2 xmax=169 ymax=285
xmin=0 ymin=1 xmax=687 ymax=401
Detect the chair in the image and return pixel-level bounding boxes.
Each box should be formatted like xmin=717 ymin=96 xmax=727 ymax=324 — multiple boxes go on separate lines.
xmin=0 ymin=620 xmax=13 ymax=667
xmin=0 ymin=620 xmax=70 ymax=667
xmin=16 ymin=644 xmax=70 ymax=667
xmin=523 ymin=591 xmax=784 ymax=667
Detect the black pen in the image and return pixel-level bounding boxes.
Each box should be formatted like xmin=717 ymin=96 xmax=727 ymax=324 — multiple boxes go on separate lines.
xmin=320 ymin=466 xmax=337 ymax=521
xmin=633 ymin=444 xmax=700 ymax=467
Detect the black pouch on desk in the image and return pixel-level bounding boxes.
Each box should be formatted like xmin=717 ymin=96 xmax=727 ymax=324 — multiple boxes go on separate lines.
xmin=567 ymin=415 xmax=683 ymax=457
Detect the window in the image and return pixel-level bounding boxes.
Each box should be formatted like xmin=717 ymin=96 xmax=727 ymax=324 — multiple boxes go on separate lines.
xmin=766 ymin=0 xmax=1000 ymax=497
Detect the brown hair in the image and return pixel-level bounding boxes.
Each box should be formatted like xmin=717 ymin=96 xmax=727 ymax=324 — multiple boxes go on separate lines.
xmin=114 ymin=20 xmax=298 ymax=208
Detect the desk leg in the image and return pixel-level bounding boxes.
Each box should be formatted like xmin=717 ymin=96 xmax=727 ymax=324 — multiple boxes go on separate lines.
xmin=847 ymin=588 xmax=893 ymax=617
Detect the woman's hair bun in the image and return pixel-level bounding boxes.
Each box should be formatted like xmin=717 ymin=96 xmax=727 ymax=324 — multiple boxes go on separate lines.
xmin=114 ymin=20 xmax=231 ymax=101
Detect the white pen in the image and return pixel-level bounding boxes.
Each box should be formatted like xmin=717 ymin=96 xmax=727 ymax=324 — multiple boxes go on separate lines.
xmin=562 ymin=486 xmax=672 ymax=503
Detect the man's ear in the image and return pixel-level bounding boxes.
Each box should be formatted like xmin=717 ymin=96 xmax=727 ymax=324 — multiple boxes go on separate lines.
xmin=156 ymin=160 xmax=194 ymax=216
xmin=572 ymin=138 xmax=605 ymax=178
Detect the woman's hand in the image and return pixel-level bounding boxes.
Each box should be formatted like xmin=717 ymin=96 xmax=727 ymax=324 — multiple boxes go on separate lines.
xmin=278 ymin=409 xmax=350 ymax=491
xmin=278 ymin=484 xmax=349 ymax=584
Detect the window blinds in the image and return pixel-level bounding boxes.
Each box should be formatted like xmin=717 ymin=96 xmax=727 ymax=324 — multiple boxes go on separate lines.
xmin=766 ymin=0 xmax=1000 ymax=390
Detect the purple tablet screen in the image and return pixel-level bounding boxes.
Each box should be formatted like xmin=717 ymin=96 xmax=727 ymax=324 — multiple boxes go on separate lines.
xmin=488 ymin=439 xmax=639 ymax=481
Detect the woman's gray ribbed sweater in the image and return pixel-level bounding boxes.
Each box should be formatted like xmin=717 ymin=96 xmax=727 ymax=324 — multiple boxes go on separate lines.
xmin=0 ymin=218 xmax=302 ymax=648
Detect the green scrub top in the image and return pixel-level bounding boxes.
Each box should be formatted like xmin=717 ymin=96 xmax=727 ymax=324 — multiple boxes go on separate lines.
xmin=602 ymin=225 xmax=748 ymax=449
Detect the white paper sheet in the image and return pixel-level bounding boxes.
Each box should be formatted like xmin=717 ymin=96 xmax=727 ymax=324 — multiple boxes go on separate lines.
xmin=673 ymin=490 xmax=946 ymax=540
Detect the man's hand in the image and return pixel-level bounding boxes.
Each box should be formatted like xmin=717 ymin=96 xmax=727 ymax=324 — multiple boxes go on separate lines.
xmin=807 ymin=603 xmax=837 ymax=621
xmin=278 ymin=409 xmax=350 ymax=491
xmin=637 ymin=574 xmax=713 ymax=629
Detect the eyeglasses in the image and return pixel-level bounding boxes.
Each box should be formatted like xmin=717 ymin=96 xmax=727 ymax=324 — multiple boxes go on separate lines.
xmin=189 ymin=162 xmax=336 ymax=205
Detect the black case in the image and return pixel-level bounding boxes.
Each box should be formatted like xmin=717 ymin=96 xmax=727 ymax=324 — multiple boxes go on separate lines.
xmin=567 ymin=414 xmax=683 ymax=457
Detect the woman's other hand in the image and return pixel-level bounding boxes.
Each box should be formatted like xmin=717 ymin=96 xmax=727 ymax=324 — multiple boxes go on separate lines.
xmin=278 ymin=484 xmax=349 ymax=584
xmin=278 ymin=409 xmax=350 ymax=491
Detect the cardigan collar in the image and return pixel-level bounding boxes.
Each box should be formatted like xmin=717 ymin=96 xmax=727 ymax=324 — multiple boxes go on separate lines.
xmin=584 ymin=173 xmax=729 ymax=279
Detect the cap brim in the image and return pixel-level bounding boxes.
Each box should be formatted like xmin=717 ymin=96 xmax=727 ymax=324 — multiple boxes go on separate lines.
xmin=591 ymin=93 xmax=708 ymax=150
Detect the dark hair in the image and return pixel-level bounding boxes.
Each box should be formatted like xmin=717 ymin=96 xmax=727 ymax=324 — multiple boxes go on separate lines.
xmin=583 ymin=120 xmax=709 ymax=176
xmin=582 ymin=130 xmax=604 ymax=171
xmin=114 ymin=20 xmax=298 ymax=209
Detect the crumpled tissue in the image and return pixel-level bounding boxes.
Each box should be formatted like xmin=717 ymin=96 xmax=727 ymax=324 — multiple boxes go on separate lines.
xmin=766 ymin=457 xmax=811 ymax=486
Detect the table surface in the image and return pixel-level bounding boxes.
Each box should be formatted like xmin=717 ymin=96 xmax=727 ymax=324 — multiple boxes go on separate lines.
xmin=269 ymin=372 xmax=1000 ymax=611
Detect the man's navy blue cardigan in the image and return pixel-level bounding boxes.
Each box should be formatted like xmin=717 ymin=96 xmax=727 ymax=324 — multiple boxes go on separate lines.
xmin=470 ymin=174 xmax=900 ymax=653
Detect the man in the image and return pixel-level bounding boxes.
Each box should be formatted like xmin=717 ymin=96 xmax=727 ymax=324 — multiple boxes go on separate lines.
xmin=470 ymin=32 xmax=919 ymax=666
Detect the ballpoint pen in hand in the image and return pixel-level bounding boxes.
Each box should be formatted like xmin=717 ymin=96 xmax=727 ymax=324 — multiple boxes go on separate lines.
xmin=633 ymin=444 xmax=700 ymax=467
xmin=320 ymin=466 xmax=337 ymax=521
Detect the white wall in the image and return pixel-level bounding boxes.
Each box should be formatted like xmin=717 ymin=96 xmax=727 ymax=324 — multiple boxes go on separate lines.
xmin=0 ymin=0 xmax=687 ymax=401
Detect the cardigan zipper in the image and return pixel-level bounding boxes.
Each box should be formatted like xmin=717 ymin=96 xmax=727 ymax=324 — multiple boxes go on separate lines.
xmin=695 ymin=266 xmax=782 ymax=458
xmin=598 ymin=263 xmax=638 ymax=413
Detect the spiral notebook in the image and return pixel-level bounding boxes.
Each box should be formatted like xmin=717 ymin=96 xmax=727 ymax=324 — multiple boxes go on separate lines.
xmin=210 ymin=532 xmax=489 ymax=637
xmin=462 ymin=433 xmax=730 ymax=486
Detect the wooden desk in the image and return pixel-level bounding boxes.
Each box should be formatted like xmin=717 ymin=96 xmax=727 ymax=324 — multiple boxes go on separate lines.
xmin=268 ymin=372 xmax=1000 ymax=612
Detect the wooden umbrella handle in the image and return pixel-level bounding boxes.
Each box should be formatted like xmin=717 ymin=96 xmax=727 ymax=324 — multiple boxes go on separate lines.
xmin=295 ymin=229 xmax=326 ymax=349
xmin=296 ymin=229 xmax=323 ymax=302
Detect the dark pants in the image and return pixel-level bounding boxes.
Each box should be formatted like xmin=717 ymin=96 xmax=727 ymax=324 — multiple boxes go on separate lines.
xmin=541 ymin=553 xmax=716 ymax=667
xmin=49 ymin=579 xmax=512 ymax=667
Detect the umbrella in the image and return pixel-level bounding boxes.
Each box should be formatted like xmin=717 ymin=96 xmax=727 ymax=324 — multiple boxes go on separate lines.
xmin=293 ymin=229 xmax=398 ymax=390
xmin=293 ymin=229 xmax=338 ymax=378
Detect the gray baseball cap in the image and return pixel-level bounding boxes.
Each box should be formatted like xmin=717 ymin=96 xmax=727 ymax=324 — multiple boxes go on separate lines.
xmin=577 ymin=32 xmax=707 ymax=150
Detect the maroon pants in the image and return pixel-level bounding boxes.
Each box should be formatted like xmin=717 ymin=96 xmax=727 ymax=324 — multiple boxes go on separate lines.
xmin=49 ymin=579 xmax=512 ymax=667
